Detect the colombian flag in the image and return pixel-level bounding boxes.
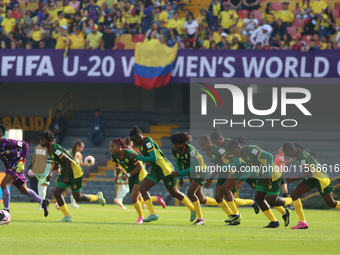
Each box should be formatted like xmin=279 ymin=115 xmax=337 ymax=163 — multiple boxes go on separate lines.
xmin=134 ymin=43 xmax=178 ymax=90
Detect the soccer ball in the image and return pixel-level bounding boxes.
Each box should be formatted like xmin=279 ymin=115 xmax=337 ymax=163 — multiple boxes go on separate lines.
xmin=0 ymin=210 xmax=11 ymax=225
xmin=84 ymin=155 xmax=95 ymax=166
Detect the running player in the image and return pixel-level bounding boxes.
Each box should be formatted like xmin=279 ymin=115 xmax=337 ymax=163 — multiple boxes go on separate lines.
xmin=110 ymin=138 xmax=165 ymax=223
xmin=228 ymin=138 xmax=292 ymax=228
xmin=0 ymin=124 xmax=49 ymax=218
xmin=170 ymin=132 xmax=219 ymax=225
xmin=282 ymin=142 xmax=340 ymax=229
xmin=199 ymin=135 xmax=260 ymax=220
xmin=39 ymin=130 xmax=106 ymax=222
xmin=129 ymin=126 xmax=196 ymax=223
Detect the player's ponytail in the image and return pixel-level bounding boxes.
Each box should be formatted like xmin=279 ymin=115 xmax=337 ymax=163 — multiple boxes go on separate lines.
xmin=170 ymin=132 xmax=192 ymax=144
xmin=282 ymin=141 xmax=318 ymax=159
xmin=130 ymin=125 xmax=142 ymax=138
xmin=210 ymin=126 xmax=223 ymax=141
xmin=0 ymin=124 xmax=7 ymax=136
xmin=293 ymin=142 xmax=318 ymax=159
xmin=227 ymin=139 xmax=241 ymax=152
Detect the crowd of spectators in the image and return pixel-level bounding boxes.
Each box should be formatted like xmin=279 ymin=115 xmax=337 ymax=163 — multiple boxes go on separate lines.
xmin=0 ymin=0 xmax=339 ymax=50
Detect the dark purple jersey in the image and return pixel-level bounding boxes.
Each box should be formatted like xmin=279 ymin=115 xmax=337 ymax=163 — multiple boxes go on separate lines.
xmin=0 ymin=138 xmax=29 ymax=170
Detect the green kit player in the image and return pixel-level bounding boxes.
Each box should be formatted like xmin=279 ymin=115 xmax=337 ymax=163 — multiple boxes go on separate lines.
xmin=39 ymin=131 xmax=106 ymax=222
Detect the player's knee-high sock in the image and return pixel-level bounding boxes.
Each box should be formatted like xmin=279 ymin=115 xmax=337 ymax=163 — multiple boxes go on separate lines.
xmin=37 ymin=183 xmax=47 ymax=200
xmin=27 ymin=189 xmax=43 ymax=204
xmin=60 ymin=204 xmax=71 ymax=217
xmin=218 ymin=201 xmax=232 ymax=216
xmin=227 ymin=201 xmax=239 ymax=215
xmin=133 ymin=201 xmax=143 ymax=217
xmin=205 ymin=197 xmax=219 ymax=206
xmin=274 ymin=206 xmax=286 ymax=215
xmin=145 ymin=199 xmax=156 ymax=214
xmin=192 ymin=200 xmax=203 ymax=219
xmin=140 ymin=196 xmax=157 ymax=204
xmin=335 ymin=202 xmax=340 ymax=210
xmin=89 ymin=195 xmax=99 ymax=202
xmin=292 ymin=199 xmax=306 ymax=222
xmin=235 ymin=198 xmax=253 ymax=207
xmin=180 ymin=196 xmax=195 ymax=211
xmin=263 ymin=209 xmax=277 ymax=222
xmin=2 ymin=188 xmax=10 ymax=210
xmin=284 ymin=197 xmax=292 ymax=206
xmin=70 ymin=195 xmax=76 ymax=204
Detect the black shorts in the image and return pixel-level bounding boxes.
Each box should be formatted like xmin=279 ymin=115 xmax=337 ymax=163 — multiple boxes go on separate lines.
xmin=281 ymin=177 xmax=286 ymax=185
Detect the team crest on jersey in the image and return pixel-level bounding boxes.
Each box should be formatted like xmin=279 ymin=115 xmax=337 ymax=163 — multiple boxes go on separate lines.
xmin=185 ymin=154 xmax=188 ymax=159
xmin=125 ymin=158 xmax=129 ymax=163
xmin=141 ymin=147 xmax=143 ymax=152
xmin=247 ymin=157 xmax=251 ymax=161
xmin=212 ymin=155 xmax=216 ymax=159
xmin=117 ymin=159 xmax=120 ymax=163
xmin=125 ymin=165 xmax=128 ymax=169
xmin=176 ymin=153 xmax=179 ymax=158
xmin=73 ymin=185 xmax=76 ymax=189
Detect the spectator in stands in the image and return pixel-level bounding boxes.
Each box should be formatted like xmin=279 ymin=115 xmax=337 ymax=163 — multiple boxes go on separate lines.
xmin=144 ymin=30 xmax=161 ymax=45
xmin=297 ymin=0 xmax=312 ymax=20
xmin=203 ymin=30 xmax=214 ymax=48
xmin=198 ymin=8 xmax=213 ymax=30
xmin=15 ymin=9 xmax=24 ymax=24
xmin=269 ymin=33 xmax=283 ymax=49
xmin=301 ymin=39 xmax=319 ymax=52
xmin=336 ymin=30 xmax=340 ymax=49
xmin=85 ymin=18 xmax=95 ymax=36
xmin=217 ymin=32 xmax=227 ymax=49
xmin=70 ymin=12 xmax=82 ymax=32
xmin=122 ymin=7 xmax=140 ymax=37
xmin=23 ymin=10 xmax=31 ymax=35
xmin=81 ymin=0 xmax=101 ymax=24
xmin=291 ymin=33 xmax=306 ymax=49
xmin=123 ymin=1 xmax=135 ymax=19
xmin=104 ymin=9 xmax=115 ymax=27
xmin=313 ymin=34 xmax=323 ymax=48
xmin=11 ymin=3 xmax=19 ymax=18
xmin=326 ymin=6 xmax=336 ymax=35
xmin=89 ymin=108 xmax=105 ymax=146
xmin=198 ymin=24 xmax=206 ymax=45
xmin=69 ymin=0 xmax=81 ymax=12
xmin=320 ymin=34 xmax=329 ymax=49
xmin=213 ymin=26 xmax=223 ymax=44
xmin=86 ymin=24 xmax=102 ymax=50
xmin=229 ymin=0 xmax=243 ymax=12
xmin=277 ymin=2 xmax=294 ymax=27
xmin=50 ymin=110 xmax=68 ymax=145
xmin=231 ymin=36 xmax=244 ymax=49
xmin=326 ymin=41 xmax=333 ymax=49
xmin=262 ymin=3 xmax=276 ymax=25
xmin=242 ymin=0 xmax=260 ymax=12
xmin=111 ymin=11 xmax=125 ymax=35
xmin=243 ymin=34 xmax=252 ymax=49
xmin=36 ymin=5 xmax=48 ymax=25
xmin=52 ymin=24 xmax=70 ymax=49
xmin=282 ymin=33 xmax=292 ymax=49
xmin=48 ymin=2 xmax=60 ymax=22
xmin=242 ymin=11 xmax=258 ymax=35
xmin=209 ymin=40 xmax=217 ymax=49
xmin=0 ymin=0 xmax=6 ymax=27
xmin=218 ymin=3 xmax=238 ymax=34
xmin=167 ymin=28 xmax=182 ymax=48
xmin=38 ymin=40 xmax=46 ymax=49
xmin=227 ymin=26 xmax=241 ymax=43
xmin=209 ymin=0 xmax=222 ymax=30
xmin=250 ymin=24 xmax=271 ymax=48
xmin=69 ymin=23 xmax=86 ymax=49
xmin=112 ymin=2 xmax=121 ymax=13
xmin=2 ymin=10 xmax=16 ymax=48
xmin=56 ymin=11 xmax=68 ymax=28
xmin=184 ymin=12 xmax=199 ymax=49
xmin=159 ymin=3 xmax=174 ymax=42
xmin=254 ymin=41 xmax=263 ymax=49
xmin=319 ymin=7 xmax=335 ymax=39
xmin=167 ymin=12 xmax=184 ymax=36
xmin=271 ymin=19 xmax=287 ymax=40
xmin=7 ymin=0 xmax=19 ymax=11
xmin=62 ymin=0 xmax=76 ymax=22
xmin=146 ymin=21 xmax=163 ymax=42
xmin=10 ymin=21 xmax=26 ymax=48
xmin=10 ymin=40 xmax=15 ymax=49
xmin=301 ymin=12 xmax=319 ymax=36
xmin=101 ymin=25 xmax=117 ymax=50
xmin=311 ymin=0 xmax=327 ymax=15
xmin=153 ymin=5 xmax=161 ymax=26
xmin=140 ymin=0 xmax=154 ymax=34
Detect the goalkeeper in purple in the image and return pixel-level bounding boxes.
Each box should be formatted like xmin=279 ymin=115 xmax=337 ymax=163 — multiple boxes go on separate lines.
xmin=0 ymin=124 xmax=49 ymax=218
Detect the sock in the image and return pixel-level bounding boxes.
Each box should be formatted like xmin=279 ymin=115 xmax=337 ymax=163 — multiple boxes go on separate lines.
xmin=336 ymin=201 xmax=340 ymax=210
xmin=89 ymin=195 xmax=98 ymax=202
xmin=284 ymin=197 xmax=293 ymax=206
xmin=27 ymin=189 xmax=43 ymax=204
xmin=180 ymin=196 xmax=195 ymax=211
xmin=2 ymin=188 xmax=10 ymax=210
xmin=227 ymin=201 xmax=239 ymax=215
xmin=39 ymin=184 xmax=47 ymax=200
xmin=292 ymin=199 xmax=306 ymax=222
xmin=263 ymin=209 xmax=277 ymax=222
xmin=274 ymin=206 xmax=286 ymax=215
xmin=218 ymin=201 xmax=232 ymax=216
xmin=235 ymin=198 xmax=253 ymax=207
xmin=192 ymin=200 xmax=203 ymax=219
xmin=59 ymin=204 xmax=71 ymax=217
xmin=140 ymin=196 xmax=156 ymax=205
xmin=145 ymin=199 xmax=156 ymax=214
xmin=205 ymin=196 xmax=219 ymax=206
xmin=283 ymin=193 xmax=288 ymax=197
xmin=133 ymin=201 xmax=143 ymax=217
xmin=70 ymin=195 xmax=76 ymax=204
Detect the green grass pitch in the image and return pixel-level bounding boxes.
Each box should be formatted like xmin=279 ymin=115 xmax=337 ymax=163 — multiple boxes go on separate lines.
xmin=1 ymin=202 xmax=339 ymax=254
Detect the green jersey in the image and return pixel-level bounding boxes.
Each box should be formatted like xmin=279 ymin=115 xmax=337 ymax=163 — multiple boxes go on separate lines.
xmin=296 ymin=149 xmax=330 ymax=190
xmin=139 ymin=136 xmax=173 ymax=176
xmin=48 ymin=142 xmax=83 ymax=179
xmin=206 ymin=144 xmax=229 ymax=166
xmin=172 ymin=143 xmax=206 ymax=170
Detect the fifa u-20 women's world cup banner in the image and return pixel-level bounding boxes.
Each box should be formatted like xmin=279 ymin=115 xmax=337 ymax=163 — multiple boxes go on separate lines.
xmin=0 ymin=50 xmax=340 ymax=83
